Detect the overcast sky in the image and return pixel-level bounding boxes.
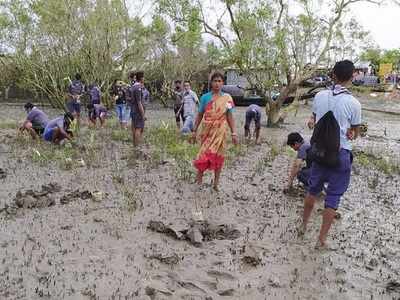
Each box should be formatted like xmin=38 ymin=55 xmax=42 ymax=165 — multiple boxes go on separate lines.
xmin=351 ymin=2 xmax=400 ymax=49
xmin=134 ymin=1 xmax=400 ymax=50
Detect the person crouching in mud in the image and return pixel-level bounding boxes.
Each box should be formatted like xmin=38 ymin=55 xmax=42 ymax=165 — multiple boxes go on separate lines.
xmin=20 ymin=102 xmax=49 ymax=140
xmin=244 ymin=104 xmax=262 ymax=144
xmin=191 ymin=71 xmax=238 ymax=191
xmin=87 ymin=103 xmax=107 ymax=128
xmin=43 ymin=112 xmax=74 ymax=144
xmin=285 ymin=132 xmax=311 ymax=192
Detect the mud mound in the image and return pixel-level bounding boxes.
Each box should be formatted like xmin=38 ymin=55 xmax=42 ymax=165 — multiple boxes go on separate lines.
xmin=60 ymin=190 xmax=93 ymax=205
xmin=13 ymin=183 xmax=61 ymax=209
xmin=386 ymin=280 xmax=400 ymax=293
xmin=148 ymin=219 xmax=241 ymax=246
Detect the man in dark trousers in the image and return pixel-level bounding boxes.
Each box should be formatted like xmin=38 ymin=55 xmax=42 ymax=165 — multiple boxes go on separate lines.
xmin=129 ymin=71 xmax=146 ymax=146
xmin=301 ymin=60 xmax=361 ymax=250
xmin=66 ymin=73 xmax=84 ymax=125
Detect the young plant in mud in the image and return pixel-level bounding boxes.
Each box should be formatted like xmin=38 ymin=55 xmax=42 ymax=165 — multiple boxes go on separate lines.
xmin=354 ymin=150 xmax=400 ymax=175
xmin=111 ymin=128 xmax=131 ymax=143
xmin=145 ymin=122 xmax=199 ymax=181
xmin=0 ymin=120 xmax=17 ymax=129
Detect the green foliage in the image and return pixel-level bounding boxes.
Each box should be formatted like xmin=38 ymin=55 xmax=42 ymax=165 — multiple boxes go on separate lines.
xmin=381 ymin=49 xmax=400 ymax=66
xmin=354 ymin=150 xmax=400 ymax=175
xmin=360 ymin=47 xmax=400 ymax=70
xmin=146 ymin=122 xmax=198 ymax=181
xmin=111 ymin=128 xmax=131 ymax=142
xmin=11 ymin=128 xmax=101 ymax=170
xmin=0 ymin=119 xmax=17 ymax=129
xmin=146 ymin=122 xmax=246 ymax=180
xmin=360 ymin=48 xmax=381 ymax=69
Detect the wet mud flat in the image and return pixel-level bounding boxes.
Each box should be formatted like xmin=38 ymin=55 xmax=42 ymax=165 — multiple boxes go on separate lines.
xmin=1 ymin=102 xmax=400 ymax=299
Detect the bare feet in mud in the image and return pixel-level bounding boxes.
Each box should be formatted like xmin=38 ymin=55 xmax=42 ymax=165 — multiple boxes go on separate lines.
xmin=315 ymin=241 xmax=338 ymax=252
xmin=212 ymin=185 xmax=219 ymax=192
xmin=192 ymin=210 xmax=204 ymax=222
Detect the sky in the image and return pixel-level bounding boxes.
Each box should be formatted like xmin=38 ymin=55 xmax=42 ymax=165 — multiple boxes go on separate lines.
xmin=131 ymin=0 xmax=400 ymax=50
xmin=351 ymin=2 xmax=400 ymax=49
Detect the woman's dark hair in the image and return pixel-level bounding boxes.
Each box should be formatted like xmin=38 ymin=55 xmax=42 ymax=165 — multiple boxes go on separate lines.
xmin=210 ymin=71 xmax=224 ymax=82
xmin=287 ymin=132 xmax=304 ymax=146
xmin=24 ymin=102 xmax=34 ymax=110
xmin=184 ymin=80 xmax=190 ymax=84
xmin=136 ymin=71 xmax=144 ymax=81
xmin=332 ymin=60 xmax=355 ymax=82
xmin=175 ymin=80 xmax=182 ymax=84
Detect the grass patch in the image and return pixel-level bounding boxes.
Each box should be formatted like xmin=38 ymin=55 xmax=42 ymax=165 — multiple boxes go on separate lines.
xmin=146 ymin=122 xmax=198 ymax=181
xmin=111 ymin=128 xmax=131 ymax=142
xmin=350 ymin=85 xmax=373 ymax=94
xmin=252 ymin=143 xmax=287 ymax=175
xmin=145 ymin=122 xmax=247 ymax=181
xmin=11 ymin=130 xmax=102 ymax=170
xmin=0 ymin=120 xmax=18 ymax=129
xmin=354 ymin=150 xmax=400 ymax=175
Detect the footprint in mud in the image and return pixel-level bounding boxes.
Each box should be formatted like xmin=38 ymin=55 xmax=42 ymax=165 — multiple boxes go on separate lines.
xmin=0 ymin=168 xmax=6 ymax=179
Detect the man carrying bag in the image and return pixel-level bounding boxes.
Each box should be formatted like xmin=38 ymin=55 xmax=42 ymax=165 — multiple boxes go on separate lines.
xmin=300 ymin=60 xmax=362 ymax=250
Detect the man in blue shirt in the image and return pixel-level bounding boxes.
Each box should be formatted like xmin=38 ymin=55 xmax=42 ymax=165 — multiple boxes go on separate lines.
xmin=301 ymin=60 xmax=361 ymax=249
xmin=129 ymin=71 xmax=146 ymax=146
xmin=19 ymin=102 xmax=49 ymax=139
xmin=88 ymin=82 xmax=101 ymax=105
xmin=43 ymin=112 xmax=74 ymax=144
xmin=285 ymin=132 xmax=311 ymax=190
xmin=244 ymin=104 xmax=262 ymax=144
xmin=66 ymin=73 xmax=84 ymax=125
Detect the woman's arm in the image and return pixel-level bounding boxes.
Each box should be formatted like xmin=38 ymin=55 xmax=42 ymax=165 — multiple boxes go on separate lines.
xmin=190 ymin=112 xmax=204 ymax=143
xmin=227 ymin=111 xmax=238 ymax=145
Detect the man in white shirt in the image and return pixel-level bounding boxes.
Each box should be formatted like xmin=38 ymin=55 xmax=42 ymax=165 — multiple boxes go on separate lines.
xmin=302 ymin=60 xmax=361 ymax=249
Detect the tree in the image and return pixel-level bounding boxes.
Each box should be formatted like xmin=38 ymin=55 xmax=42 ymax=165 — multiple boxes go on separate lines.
xmin=360 ymin=47 xmax=382 ymax=70
xmin=157 ymin=0 xmax=382 ymax=126
xmin=0 ymin=0 xmax=155 ymax=108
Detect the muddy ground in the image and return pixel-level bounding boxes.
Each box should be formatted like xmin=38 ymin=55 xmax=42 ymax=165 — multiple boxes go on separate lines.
xmin=0 ymin=98 xmax=400 ymax=300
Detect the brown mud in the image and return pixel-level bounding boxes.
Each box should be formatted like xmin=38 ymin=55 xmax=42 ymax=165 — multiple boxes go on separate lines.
xmin=0 ymin=100 xmax=399 ymax=299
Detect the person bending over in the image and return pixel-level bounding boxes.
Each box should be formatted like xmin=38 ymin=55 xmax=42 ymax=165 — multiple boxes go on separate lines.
xmin=87 ymin=103 xmax=107 ymax=128
xmin=285 ymin=132 xmax=311 ymax=191
xmin=244 ymin=104 xmax=262 ymax=144
xmin=20 ymin=102 xmax=49 ymax=139
xmin=43 ymin=112 xmax=74 ymax=144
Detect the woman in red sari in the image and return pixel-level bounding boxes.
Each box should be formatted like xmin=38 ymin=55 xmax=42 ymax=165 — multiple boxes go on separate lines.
xmin=191 ymin=72 xmax=238 ymax=191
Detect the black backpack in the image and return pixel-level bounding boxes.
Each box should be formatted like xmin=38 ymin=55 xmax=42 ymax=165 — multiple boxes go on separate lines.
xmin=308 ymin=89 xmax=342 ymax=168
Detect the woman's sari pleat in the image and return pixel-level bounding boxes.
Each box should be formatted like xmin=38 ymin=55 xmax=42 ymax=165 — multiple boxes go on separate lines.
xmin=193 ymin=94 xmax=234 ymax=172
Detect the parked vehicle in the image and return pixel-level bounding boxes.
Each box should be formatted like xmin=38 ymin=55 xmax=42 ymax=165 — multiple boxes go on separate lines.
xmin=221 ymin=85 xmax=266 ymax=106
xmin=300 ymin=75 xmax=330 ymax=87
xmin=221 ymin=83 xmax=332 ymax=107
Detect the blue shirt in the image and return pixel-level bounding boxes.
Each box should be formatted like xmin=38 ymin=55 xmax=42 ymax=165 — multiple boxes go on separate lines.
xmin=129 ymin=82 xmax=143 ymax=114
xmin=297 ymin=142 xmax=311 ymax=160
xmin=89 ymin=85 xmax=101 ymax=104
xmin=312 ymin=85 xmax=361 ymax=151
xmin=246 ymin=104 xmax=261 ymax=120
xmin=27 ymin=107 xmax=49 ymax=128
xmin=45 ymin=116 xmax=64 ymax=131
xmin=198 ymin=92 xmax=234 ymax=114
